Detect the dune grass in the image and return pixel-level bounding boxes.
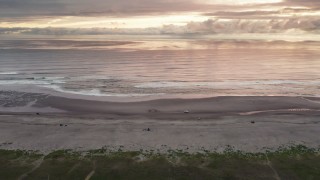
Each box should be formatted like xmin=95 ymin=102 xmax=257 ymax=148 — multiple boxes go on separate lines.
xmin=0 ymin=145 xmax=319 ymax=180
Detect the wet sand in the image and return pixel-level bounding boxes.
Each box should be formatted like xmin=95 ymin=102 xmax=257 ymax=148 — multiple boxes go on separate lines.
xmin=0 ymin=91 xmax=320 ymax=152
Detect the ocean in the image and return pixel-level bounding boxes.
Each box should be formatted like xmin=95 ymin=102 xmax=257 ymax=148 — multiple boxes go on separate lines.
xmin=1 ymin=35 xmax=320 ymax=98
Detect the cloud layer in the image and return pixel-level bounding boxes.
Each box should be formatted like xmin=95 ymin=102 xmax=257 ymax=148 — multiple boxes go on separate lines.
xmin=0 ymin=0 xmax=319 ymax=35
xmin=1 ymin=17 xmax=319 ymax=36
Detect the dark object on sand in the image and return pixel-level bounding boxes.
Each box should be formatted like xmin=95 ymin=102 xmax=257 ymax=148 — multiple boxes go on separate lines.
xmin=148 ymin=109 xmax=158 ymax=113
xmin=36 ymin=113 xmax=40 ymax=115
xmin=143 ymin=128 xmax=151 ymax=132
xmin=147 ymin=128 xmax=150 ymax=131
xmin=251 ymin=121 xmax=255 ymax=124
xmin=60 ymin=124 xmax=63 ymax=127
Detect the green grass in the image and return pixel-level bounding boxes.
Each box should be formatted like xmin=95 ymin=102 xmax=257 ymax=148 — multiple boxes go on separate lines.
xmin=0 ymin=150 xmax=41 ymax=180
xmin=268 ymin=145 xmax=320 ymax=180
xmin=0 ymin=145 xmax=319 ymax=180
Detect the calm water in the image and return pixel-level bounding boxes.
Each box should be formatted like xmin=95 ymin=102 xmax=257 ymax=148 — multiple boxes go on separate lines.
xmin=0 ymin=38 xmax=320 ymax=97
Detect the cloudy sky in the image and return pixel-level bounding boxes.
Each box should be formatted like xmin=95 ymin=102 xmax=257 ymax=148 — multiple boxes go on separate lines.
xmin=0 ymin=0 xmax=319 ymax=35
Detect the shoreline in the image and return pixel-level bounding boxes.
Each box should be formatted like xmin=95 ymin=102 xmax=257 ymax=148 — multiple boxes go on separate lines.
xmin=2 ymin=84 xmax=320 ymax=103
xmin=2 ymin=88 xmax=320 ymax=115
xmin=0 ymin=90 xmax=320 ymax=153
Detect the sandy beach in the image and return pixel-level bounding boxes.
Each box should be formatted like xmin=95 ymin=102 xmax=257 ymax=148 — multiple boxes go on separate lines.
xmin=0 ymin=90 xmax=320 ymax=153
xmin=2 ymin=2 xmax=320 ymax=178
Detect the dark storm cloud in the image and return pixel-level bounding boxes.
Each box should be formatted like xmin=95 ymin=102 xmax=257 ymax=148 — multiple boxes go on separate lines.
xmin=2 ymin=0 xmax=319 ymax=18
xmin=1 ymin=0 xmax=320 ymax=18
xmin=0 ymin=0 xmax=214 ymax=18
xmin=282 ymin=0 xmax=320 ymax=7
xmin=0 ymin=0 xmax=66 ymax=17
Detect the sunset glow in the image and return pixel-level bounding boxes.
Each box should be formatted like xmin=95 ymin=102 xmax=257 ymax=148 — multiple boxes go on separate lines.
xmin=0 ymin=0 xmax=319 ymax=37
xmin=204 ymin=0 xmax=283 ymax=5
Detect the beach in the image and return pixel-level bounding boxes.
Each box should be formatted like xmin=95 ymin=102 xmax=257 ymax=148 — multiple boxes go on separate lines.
xmin=2 ymin=1 xmax=320 ymax=178
xmin=1 ymin=90 xmax=320 ymax=153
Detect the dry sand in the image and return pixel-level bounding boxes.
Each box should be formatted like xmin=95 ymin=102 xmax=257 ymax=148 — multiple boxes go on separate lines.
xmin=0 ymin=90 xmax=320 ymax=153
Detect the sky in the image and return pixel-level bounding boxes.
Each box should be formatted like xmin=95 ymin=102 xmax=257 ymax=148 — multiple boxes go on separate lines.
xmin=0 ymin=0 xmax=319 ymax=36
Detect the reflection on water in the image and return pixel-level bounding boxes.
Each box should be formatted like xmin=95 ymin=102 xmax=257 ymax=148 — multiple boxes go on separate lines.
xmin=0 ymin=38 xmax=320 ymax=97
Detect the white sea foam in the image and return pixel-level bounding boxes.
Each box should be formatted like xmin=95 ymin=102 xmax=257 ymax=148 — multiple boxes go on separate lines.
xmin=135 ymin=80 xmax=320 ymax=89
xmin=0 ymin=72 xmax=19 ymax=75
xmin=40 ymin=84 xmax=157 ymax=97
xmin=0 ymin=76 xmax=66 ymax=86
xmin=0 ymin=80 xmax=51 ymax=85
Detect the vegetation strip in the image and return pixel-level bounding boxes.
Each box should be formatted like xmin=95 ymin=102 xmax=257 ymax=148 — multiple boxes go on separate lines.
xmin=0 ymin=145 xmax=319 ymax=180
